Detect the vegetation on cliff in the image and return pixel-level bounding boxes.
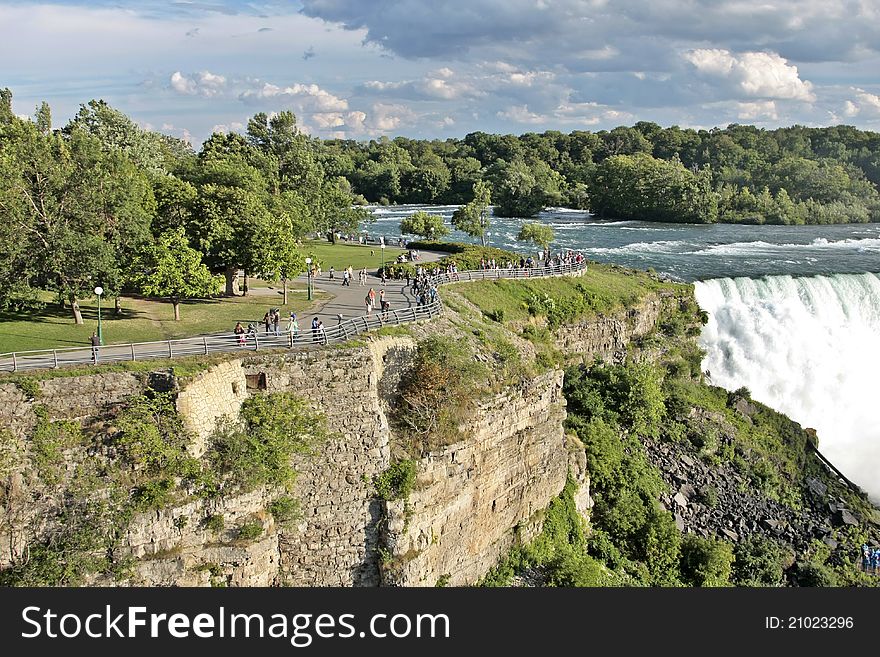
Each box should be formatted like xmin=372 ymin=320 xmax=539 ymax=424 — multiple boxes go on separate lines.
xmin=0 ymin=387 xmax=325 ymax=586
xmin=482 ymin=297 xmax=878 ymax=587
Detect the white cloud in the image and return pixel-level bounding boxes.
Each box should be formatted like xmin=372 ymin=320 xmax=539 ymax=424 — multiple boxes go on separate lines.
xmin=211 ymin=121 xmax=245 ymax=134
xmin=241 ymin=82 xmax=349 ymax=111
xmin=843 ymin=87 xmax=880 ymax=117
xmin=497 ymin=100 xmax=630 ymax=126
xmin=736 ymin=100 xmax=779 ymax=121
xmin=367 ymin=103 xmax=417 ymax=132
xmin=684 ymin=49 xmax=816 ymax=101
xmin=362 ymin=69 xmax=480 ymax=100
xmin=170 ymin=71 xmax=227 ymax=96
xmin=496 ymin=105 xmax=547 ymax=124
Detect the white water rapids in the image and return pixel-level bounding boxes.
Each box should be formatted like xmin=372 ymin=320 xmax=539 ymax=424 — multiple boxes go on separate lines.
xmin=694 ymin=273 xmax=880 ymax=501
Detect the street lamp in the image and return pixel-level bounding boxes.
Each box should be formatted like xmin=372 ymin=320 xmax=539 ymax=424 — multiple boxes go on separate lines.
xmin=305 ymin=257 xmax=313 ymax=301
xmin=486 ymin=231 xmax=491 ymax=246
xmin=94 ymin=286 xmax=104 ymax=345
xmin=380 ymin=243 xmax=386 ymax=272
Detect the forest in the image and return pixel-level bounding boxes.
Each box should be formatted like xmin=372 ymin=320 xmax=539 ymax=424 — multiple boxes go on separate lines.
xmin=326 ymin=121 xmax=880 ymax=224
xmin=2 ymin=86 xmax=880 ymax=318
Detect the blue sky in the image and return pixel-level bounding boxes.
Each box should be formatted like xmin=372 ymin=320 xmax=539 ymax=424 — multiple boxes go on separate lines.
xmin=3 ymin=1 xmax=880 ymax=144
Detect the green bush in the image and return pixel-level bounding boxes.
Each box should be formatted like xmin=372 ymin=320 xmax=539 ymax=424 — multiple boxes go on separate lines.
xmin=207 ymin=393 xmax=326 ymax=493
xmin=29 ymin=406 xmax=83 ymax=487
xmin=237 ymin=520 xmax=264 ymax=541
xmin=679 ymin=535 xmax=734 ymax=587
xmin=203 ymin=514 xmax=225 ymax=533
xmin=732 ymin=536 xmax=785 ymax=586
xmin=374 ymin=461 xmax=416 ymax=501
xmin=15 ymin=379 xmax=41 ymax=400
xmin=268 ymin=496 xmax=300 ymax=524
xmin=641 ymin=508 xmax=682 ymax=585
xmin=793 ymin=562 xmax=838 ymax=587
xmin=390 ymin=336 xmax=487 ymax=455
xmin=487 ymin=308 xmax=505 ymax=322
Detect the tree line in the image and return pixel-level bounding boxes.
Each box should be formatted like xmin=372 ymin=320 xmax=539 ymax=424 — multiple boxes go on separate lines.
xmin=0 ymin=90 xmax=367 ymax=320
xmin=326 ymin=122 xmax=880 ymax=224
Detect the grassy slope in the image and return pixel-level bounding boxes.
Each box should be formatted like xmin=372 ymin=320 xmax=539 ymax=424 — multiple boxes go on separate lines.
xmin=0 ymin=287 xmax=329 ymax=353
xmin=453 ymin=262 xmax=681 ymax=324
xmin=302 ymin=240 xmax=408 ymax=272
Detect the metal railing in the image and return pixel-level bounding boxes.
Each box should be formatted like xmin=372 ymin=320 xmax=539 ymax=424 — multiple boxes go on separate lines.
xmin=0 ymin=260 xmax=587 ymax=373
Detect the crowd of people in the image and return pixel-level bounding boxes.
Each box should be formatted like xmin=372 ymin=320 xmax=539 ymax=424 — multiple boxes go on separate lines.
xmin=230 ymin=248 xmax=587 ymax=350
xmin=860 ymin=544 xmax=880 ymax=574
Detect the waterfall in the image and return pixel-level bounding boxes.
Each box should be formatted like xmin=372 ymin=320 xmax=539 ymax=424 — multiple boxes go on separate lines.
xmin=694 ymin=273 xmax=880 ymax=501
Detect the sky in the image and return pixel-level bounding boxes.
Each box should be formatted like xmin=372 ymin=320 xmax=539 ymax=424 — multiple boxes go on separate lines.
xmin=3 ymin=0 xmax=880 ymax=145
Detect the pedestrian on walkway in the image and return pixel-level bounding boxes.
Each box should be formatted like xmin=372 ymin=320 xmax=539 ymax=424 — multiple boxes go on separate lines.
xmin=234 ymin=321 xmax=246 ymax=346
xmin=317 ymin=320 xmax=327 ymax=345
xmin=286 ymin=312 xmax=299 ymax=347
xmin=365 ymin=291 xmax=373 ymax=315
xmin=379 ymin=288 xmax=385 ymax=306
xmin=311 ymin=316 xmax=320 ymax=342
xmin=329 ymin=265 xmax=335 ymax=280
xmin=90 ymin=331 xmax=100 ymax=363
xmin=272 ymin=309 xmax=281 ymax=336
xmin=342 ymin=268 xmax=350 ymax=286
xmin=263 ymin=310 xmax=271 ymax=334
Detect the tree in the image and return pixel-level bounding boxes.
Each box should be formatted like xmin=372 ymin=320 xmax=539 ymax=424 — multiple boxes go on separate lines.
xmin=452 ymin=180 xmax=492 ymax=246
xmin=0 ymin=121 xmax=153 ymax=323
xmin=67 ymin=99 xmax=167 ymax=173
xmin=135 ymin=228 xmax=220 ymax=320
xmin=400 ymin=211 xmax=450 ymax=240
xmin=258 ymin=212 xmax=305 ymax=306
xmin=517 ymin=222 xmax=554 ymax=258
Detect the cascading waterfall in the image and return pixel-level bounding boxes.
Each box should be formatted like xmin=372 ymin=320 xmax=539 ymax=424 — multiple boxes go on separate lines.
xmin=694 ymin=273 xmax=880 ymax=501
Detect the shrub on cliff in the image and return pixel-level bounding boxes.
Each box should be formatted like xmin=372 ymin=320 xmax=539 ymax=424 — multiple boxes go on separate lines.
xmin=207 ymin=393 xmax=326 ymax=494
xmin=679 ymin=535 xmax=734 ymax=587
xmin=732 ymin=535 xmax=786 ymax=587
xmin=390 ymin=336 xmax=487 ymax=456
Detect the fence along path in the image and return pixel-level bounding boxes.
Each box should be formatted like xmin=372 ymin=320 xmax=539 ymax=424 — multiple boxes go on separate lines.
xmin=0 ymin=261 xmax=587 ymax=373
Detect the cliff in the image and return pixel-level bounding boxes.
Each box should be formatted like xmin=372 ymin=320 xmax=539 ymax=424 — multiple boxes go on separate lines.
xmin=3 ymin=267 xmax=872 ymax=588
xmin=0 ymin=276 xmax=674 ymax=587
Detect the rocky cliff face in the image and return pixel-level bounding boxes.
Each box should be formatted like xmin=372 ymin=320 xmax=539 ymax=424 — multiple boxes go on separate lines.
xmin=380 ymin=371 xmax=589 ymax=587
xmin=0 ymin=293 xmax=677 ymax=587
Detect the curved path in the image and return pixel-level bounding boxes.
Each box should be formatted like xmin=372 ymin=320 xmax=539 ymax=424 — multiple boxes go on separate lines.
xmin=0 ymin=260 xmax=587 ymax=373
xmin=274 ymin=249 xmax=443 ymax=329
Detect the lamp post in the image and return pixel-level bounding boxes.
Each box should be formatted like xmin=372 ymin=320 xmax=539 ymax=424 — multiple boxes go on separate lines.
xmin=305 ymin=257 xmax=313 ymax=301
xmin=381 ymin=243 xmax=386 ymax=272
xmin=486 ymin=231 xmax=491 ymax=247
xmin=94 ymin=286 xmax=104 ymax=345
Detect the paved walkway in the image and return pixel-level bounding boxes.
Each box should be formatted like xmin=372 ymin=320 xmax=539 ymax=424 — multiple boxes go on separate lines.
xmin=249 ymin=251 xmax=443 ymax=330
xmin=0 ymin=251 xmax=447 ymax=372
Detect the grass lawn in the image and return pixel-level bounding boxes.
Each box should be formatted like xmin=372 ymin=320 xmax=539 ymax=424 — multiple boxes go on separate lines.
xmin=452 ymin=262 xmax=684 ymax=325
xmin=302 ymin=240 xmax=409 ymax=272
xmin=0 ymin=286 xmax=329 ymax=353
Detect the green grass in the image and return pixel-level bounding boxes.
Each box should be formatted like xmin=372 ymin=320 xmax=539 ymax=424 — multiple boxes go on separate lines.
xmin=0 ymin=286 xmax=329 ymax=353
xmin=302 ymin=240 xmax=408 ymax=272
xmin=454 ymin=263 xmax=682 ymax=326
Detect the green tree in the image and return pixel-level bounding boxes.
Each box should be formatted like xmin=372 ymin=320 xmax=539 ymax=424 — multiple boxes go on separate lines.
xmin=400 ymin=211 xmax=450 ymax=240
xmin=490 ymin=158 xmax=563 ymax=217
xmin=0 ymin=121 xmax=153 ymax=323
xmin=67 ymin=99 xmax=168 ymax=173
xmin=517 ymin=222 xmax=554 ymax=258
xmin=135 ymin=228 xmax=220 ymax=320
xmin=452 ymin=180 xmax=492 ymax=246
xmin=679 ymin=535 xmax=734 ymax=587
xmin=258 ymin=210 xmax=305 ymax=306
